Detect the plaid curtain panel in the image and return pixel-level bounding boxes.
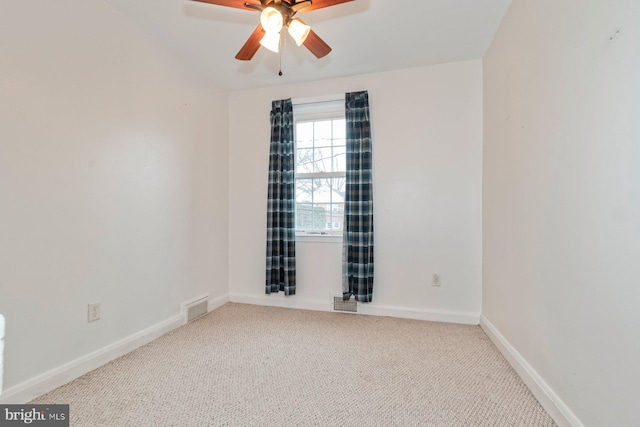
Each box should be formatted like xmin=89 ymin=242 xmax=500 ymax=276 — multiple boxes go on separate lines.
xmin=266 ymin=99 xmax=296 ymax=295
xmin=342 ymin=91 xmax=374 ymax=302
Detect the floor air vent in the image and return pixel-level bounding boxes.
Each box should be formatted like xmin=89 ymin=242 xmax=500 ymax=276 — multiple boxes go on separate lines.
xmin=333 ymin=296 xmax=357 ymax=313
xmin=184 ymin=297 xmax=208 ymax=322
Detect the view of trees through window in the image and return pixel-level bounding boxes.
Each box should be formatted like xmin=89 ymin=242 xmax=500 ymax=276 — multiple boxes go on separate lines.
xmin=295 ymin=118 xmax=346 ymax=233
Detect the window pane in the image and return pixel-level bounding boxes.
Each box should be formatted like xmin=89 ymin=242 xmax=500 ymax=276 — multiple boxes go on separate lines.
xmin=296 ymin=204 xmax=314 ymax=229
xmin=314 ymin=121 xmax=332 ymax=147
xmin=312 ymin=178 xmax=331 ymax=203
xmin=296 ymin=122 xmax=313 ymax=148
xmin=296 ymin=179 xmax=312 ymax=203
xmin=313 ymin=204 xmax=331 ymax=230
xmin=332 ymin=146 xmax=346 ymax=172
xmin=331 ymin=178 xmax=345 ymax=203
xmin=333 ymin=138 xmax=346 ymax=148
xmin=332 ymin=119 xmax=346 ymax=140
xmin=331 ymin=204 xmax=344 ymax=229
xmin=314 ymin=148 xmax=332 ymax=173
xmin=296 ymin=148 xmax=314 ymax=174
xmin=295 ymin=114 xmax=347 ymax=233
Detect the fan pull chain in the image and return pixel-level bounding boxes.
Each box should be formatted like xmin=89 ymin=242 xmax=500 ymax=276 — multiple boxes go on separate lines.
xmin=278 ymin=32 xmax=285 ymax=76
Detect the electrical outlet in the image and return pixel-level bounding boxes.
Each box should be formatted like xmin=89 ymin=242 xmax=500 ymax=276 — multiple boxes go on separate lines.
xmin=88 ymin=302 xmax=101 ymax=322
xmin=432 ymin=274 xmax=441 ymax=287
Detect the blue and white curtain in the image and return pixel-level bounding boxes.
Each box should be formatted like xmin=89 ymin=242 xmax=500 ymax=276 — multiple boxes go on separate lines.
xmin=342 ymin=91 xmax=374 ymax=302
xmin=266 ymin=99 xmax=296 ymax=295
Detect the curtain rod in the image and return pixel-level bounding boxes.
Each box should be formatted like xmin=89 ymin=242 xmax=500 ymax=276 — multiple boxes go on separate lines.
xmin=292 ymin=94 xmax=345 ymax=106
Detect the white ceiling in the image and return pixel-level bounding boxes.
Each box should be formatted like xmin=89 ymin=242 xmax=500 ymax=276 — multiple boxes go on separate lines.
xmin=102 ymin=0 xmax=512 ymax=91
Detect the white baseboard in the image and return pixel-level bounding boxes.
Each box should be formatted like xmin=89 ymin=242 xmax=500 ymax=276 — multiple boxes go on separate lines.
xmin=0 ymin=315 xmax=183 ymax=404
xmin=479 ymin=315 xmax=584 ymax=427
xmin=229 ymin=293 xmax=331 ymax=312
xmin=208 ymin=294 xmax=230 ymax=312
xmin=359 ymin=303 xmax=479 ymax=325
xmin=229 ymin=293 xmax=479 ymax=325
xmin=0 ymin=294 xmax=230 ymax=404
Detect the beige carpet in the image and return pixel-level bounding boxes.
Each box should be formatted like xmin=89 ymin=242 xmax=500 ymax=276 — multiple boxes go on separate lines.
xmin=32 ymin=303 xmax=556 ymax=426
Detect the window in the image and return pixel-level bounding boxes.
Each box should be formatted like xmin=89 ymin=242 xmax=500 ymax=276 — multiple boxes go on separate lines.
xmin=293 ymin=98 xmax=345 ymax=236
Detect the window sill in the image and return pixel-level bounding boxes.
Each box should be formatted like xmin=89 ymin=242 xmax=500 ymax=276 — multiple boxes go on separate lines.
xmin=296 ymin=233 xmax=343 ymax=243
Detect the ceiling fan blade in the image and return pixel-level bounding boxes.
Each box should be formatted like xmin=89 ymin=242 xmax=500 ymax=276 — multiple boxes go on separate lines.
xmin=303 ymin=29 xmax=332 ymax=58
xmin=235 ymin=25 xmax=266 ymax=60
xmin=291 ymin=1 xmax=312 ymax=12
xmin=190 ymin=0 xmax=261 ymax=11
xmin=299 ymin=0 xmax=353 ymax=12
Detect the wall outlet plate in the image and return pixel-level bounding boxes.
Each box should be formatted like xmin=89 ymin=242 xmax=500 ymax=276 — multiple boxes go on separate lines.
xmin=432 ymin=274 xmax=441 ymax=286
xmin=88 ymin=302 xmax=101 ymax=322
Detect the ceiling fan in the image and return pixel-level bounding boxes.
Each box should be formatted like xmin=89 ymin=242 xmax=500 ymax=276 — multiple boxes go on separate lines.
xmin=190 ymin=0 xmax=353 ymax=60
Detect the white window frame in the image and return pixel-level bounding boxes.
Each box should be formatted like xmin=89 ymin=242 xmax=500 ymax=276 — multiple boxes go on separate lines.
xmin=293 ymin=96 xmax=345 ymax=241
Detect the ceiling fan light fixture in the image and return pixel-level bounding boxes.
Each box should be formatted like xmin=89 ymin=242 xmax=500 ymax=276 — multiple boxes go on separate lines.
xmin=288 ymin=19 xmax=311 ymax=46
xmin=259 ymin=31 xmax=281 ymax=53
xmin=260 ymin=7 xmax=283 ymax=33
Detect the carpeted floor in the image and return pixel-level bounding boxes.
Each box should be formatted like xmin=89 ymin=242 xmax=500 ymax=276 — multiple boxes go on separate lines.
xmin=32 ymin=303 xmax=556 ymax=426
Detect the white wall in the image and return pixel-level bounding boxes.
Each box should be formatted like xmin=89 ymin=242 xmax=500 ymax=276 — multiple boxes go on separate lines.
xmin=0 ymin=0 xmax=228 ymax=398
xmin=229 ymin=61 xmax=483 ymax=323
xmin=483 ymin=0 xmax=640 ymax=425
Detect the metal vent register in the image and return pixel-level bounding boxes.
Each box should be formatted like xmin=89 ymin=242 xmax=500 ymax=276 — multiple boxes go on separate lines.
xmin=333 ymin=296 xmax=357 ymax=313
xmin=185 ymin=298 xmax=208 ymax=322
